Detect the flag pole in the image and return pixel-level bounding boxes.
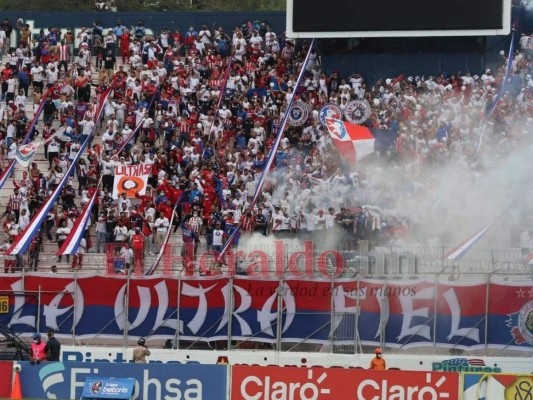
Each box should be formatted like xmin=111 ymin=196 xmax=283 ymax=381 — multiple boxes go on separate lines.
xmin=217 ymin=39 xmax=316 ymax=262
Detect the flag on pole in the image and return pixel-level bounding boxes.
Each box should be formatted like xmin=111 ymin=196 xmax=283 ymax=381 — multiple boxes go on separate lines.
xmin=325 ymin=118 xmax=397 ymax=164
xmin=0 ymin=88 xmax=52 ymax=190
xmin=443 ymin=189 xmax=526 ymax=261
xmin=443 ymin=222 xmax=494 ymax=261
xmin=475 ymin=26 xmax=516 ymax=158
xmin=57 ymin=189 xmax=98 ymax=255
xmin=5 ymin=137 xmax=91 ymax=255
xmin=0 ymin=159 xmax=15 ymax=190
xmin=5 ymin=89 xmax=112 ymax=256
xmin=217 ymin=39 xmax=316 ymax=261
xmin=144 ymin=204 xmax=179 ymax=275
xmin=117 ymin=89 xmax=160 ymax=154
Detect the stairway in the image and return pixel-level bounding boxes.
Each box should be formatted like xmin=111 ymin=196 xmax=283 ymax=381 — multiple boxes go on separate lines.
xmin=0 ymin=56 xmax=196 ymax=276
xmin=0 ymin=320 xmax=30 ymax=360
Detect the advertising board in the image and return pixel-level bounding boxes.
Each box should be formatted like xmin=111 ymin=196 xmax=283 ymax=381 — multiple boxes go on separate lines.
xmin=462 ymin=372 xmax=533 ymax=400
xmin=60 ymin=346 xmax=533 ymax=373
xmin=0 ymin=361 xmax=13 ymax=398
xmin=17 ymin=361 xmax=227 ymax=400
xmin=231 ymin=366 xmax=459 ymax=400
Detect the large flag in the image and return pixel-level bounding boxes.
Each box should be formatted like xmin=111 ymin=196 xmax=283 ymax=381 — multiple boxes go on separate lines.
xmin=57 ymin=189 xmax=98 ymax=256
xmin=14 ymin=131 xmax=61 ymax=168
xmin=5 ymin=137 xmax=91 ymax=255
xmin=5 ymin=89 xmax=112 ymax=256
xmin=0 ymin=88 xmax=52 ymax=190
xmin=325 ymin=118 xmax=397 ymax=164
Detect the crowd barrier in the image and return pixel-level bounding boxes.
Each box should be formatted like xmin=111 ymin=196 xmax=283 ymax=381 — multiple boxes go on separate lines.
xmin=104 ymin=242 xmax=531 ymax=276
xmin=4 ymin=360 xmax=532 ymax=399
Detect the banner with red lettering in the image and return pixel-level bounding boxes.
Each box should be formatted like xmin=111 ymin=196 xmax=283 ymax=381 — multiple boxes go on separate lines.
xmin=231 ymin=366 xmax=460 ymax=400
xmin=112 ymin=163 xmax=151 ymax=199
xmin=0 ymin=274 xmax=531 ymax=352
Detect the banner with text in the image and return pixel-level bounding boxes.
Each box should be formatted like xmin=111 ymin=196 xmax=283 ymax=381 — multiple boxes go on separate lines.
xmin=0 ymin=274 xmax=531 ymax=351
xmin=112 ymin=163 xmax=151 ymax=199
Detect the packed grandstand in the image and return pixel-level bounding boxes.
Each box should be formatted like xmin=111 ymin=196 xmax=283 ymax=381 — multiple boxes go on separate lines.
xmin=0 ymin=15 xmax=531 ymax=276
xmin=0 ymin=11 xmax=531 ymax=400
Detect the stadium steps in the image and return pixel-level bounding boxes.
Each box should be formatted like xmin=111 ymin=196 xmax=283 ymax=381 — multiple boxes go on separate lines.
xmin=0 ymin=56 xmax=198 ymax=275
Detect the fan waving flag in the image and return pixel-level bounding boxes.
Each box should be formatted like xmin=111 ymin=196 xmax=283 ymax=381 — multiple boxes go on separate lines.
xmin=325 ymin=118 xmax=397 ymax=164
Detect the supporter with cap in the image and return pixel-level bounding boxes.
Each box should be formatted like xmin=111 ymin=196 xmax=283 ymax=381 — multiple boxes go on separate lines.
xmin=30 ymin=333 xmax=47 ymax=364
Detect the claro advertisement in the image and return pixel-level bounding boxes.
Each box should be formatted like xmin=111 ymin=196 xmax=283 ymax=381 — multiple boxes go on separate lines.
xmin=231 ymin=366 xmax=460 ymax=400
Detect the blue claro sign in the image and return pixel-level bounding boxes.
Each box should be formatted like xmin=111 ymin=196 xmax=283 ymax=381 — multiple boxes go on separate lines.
xmin=17 ymin=361 xmax=227 ymax=400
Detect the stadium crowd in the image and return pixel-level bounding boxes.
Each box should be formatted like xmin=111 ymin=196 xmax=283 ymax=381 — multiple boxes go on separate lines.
xmin=0 ymin=16 xmax=532 ymax=273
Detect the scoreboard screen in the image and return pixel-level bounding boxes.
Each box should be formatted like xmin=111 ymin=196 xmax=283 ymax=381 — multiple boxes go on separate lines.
xmin=287 ymin=0 xmax=511 ymax=38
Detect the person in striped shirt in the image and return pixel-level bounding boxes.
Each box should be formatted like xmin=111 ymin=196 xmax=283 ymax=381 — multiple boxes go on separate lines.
xmin=7 ymin=188 xmax=23 ymax=220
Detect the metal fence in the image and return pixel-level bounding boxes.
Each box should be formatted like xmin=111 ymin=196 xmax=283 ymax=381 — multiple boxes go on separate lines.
xmin=131 ymin=241 xmax=533 ymax=277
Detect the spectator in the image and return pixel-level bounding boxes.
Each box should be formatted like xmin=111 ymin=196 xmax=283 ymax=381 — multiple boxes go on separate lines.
xmin=369 ymin=348 xmax=386 ymax=370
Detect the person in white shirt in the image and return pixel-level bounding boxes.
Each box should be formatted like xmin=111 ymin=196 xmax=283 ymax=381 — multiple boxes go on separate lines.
xmin=265 ymin=27 xmax=276 ymax=47
xmin=154 ymin=212 xmax=169 ymax=245
xmin=71 ymin=237 xmax=86 ymax=270
xmin=101 ymin=129 xmax=116 ymax=154
xmin=113 ymin=99 xmax=127 ymax=129
xmin=79 ymin=115 xmax=95 ymax=140
xmin=69 ymin=140 xmax=81 ymax=161
xmin=7 ymin=141 xmax=17 ymax=176
xmin=114 ymin=221 xmax=128 ymax=242
xmin=0 ymin=28 xmax=6 ymax=58
xmin=31 ymin=62 xmax=45 ymax=92
xmin=117 ymin=193 xmax=131 ymax=211
xmin=120 ymin=242 xmax=134 ymax=271
xmin=249 ymin=31 xmax=263 ymax=50
xmin=6 ymin=76 xmax=17 ymax=103
xmin=56 ymin=221 xmax=71 ymax=263
xmin=17 ymin=208 xmax=30 ymax=231
xmin=199 ymin=25 xmax=212 ymax=46
xmin=46 ymin=65 xmax=59 ymax=86
xmin=325 ymin=208 xmax=336 ymax=229
xmin=211 ymin=223 xmax=224 ymax=252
